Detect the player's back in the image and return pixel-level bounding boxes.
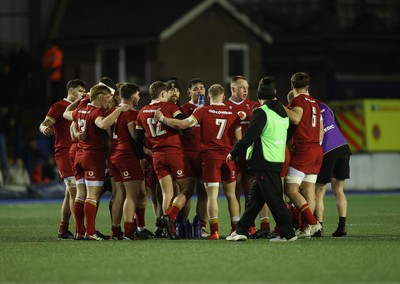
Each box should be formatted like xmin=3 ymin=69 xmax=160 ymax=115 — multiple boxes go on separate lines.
xmin=290 ymin=94 xmax=321 ymax=146
xmin=73 ymin=104 xmax=105 ymax=152
xmin=137 ymin=101 xmax=183 ymax=154
xmin=193 ymin=104 xmax=240 ymax=159
xmin=113 ymin=109 xmax=138 ymax=152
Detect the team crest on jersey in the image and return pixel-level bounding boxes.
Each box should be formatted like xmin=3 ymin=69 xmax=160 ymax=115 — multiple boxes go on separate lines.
xmin=88 ymin=171 xmax=94 ymax=177
xmin=246 ymin=104 xmax=250 ymax=109
xmin=123 ymin=171 xmax=129 ymax=177
xmin=237 ymin=111 xmax=247 ymax=121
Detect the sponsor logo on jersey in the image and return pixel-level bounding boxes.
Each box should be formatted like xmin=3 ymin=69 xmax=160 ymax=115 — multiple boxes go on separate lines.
xmin=208 ymin=109 xmax=233 ymax=115
xmin=142 ymin=109 xmax=157 ymax=113
xmin=237 ymin=111 xmax=247 ymax=121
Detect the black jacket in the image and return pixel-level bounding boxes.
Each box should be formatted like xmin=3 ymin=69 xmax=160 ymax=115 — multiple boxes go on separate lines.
xmin=230 ymin=100 xmax=288 ymax=172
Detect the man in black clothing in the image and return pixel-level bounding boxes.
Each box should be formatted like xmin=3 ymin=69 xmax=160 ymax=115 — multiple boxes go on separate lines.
xmin=226 ymin=77 xmax=297 ymax=242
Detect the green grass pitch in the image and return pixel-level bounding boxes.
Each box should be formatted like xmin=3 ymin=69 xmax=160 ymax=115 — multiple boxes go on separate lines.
xmin=1 ymin=193 xmax=399 ymax=284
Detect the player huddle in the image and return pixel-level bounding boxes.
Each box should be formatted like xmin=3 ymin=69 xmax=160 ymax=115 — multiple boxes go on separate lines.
xmin=39 ymin=72 xmax=350 ymax=241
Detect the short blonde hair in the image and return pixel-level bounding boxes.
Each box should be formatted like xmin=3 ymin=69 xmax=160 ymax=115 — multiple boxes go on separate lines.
xmin=89 ymin=84 xmax=111 ymax=102
xmin=208 ymin=84 xmax=224 ymax=99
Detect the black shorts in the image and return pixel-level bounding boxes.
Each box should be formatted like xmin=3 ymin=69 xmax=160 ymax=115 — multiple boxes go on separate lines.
xmin=316 ymin=151 xmax=350 ymax=184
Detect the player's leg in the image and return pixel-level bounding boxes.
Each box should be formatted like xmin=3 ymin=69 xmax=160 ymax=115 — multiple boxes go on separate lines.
xmin=285 ymin=171 xmax=320 ymax=237
xmin=158 ymin=174 xmax=175 ymax=214
xmin=234 ymin=171 xmax=243 ymax=212
xmin=84 ymin=184 xmax=103 ymax=240
xmin=135 ymin=181 xmax=154 ymax=239
xmin=122 ymin=180 xmax=141 ymax=240
xmin=57 ymin=177 xmax=76 ymax=239
xmin=73 ymin=179 xmax=86 ymax=239
xmin=110 ymin=180 xmax=125 ymax=240
xmin=158 ymin=174 xmax=179 ymax=239
xmin=204 ymin=183 xmax=220 ymax=240
xmin=331 ymin=155 xmax=350 ymax=237
xmin=331 ymin=178 xmax=348 ymax=237
xmin=222 ymin=180 xmax=240 ymax=234
xmin=250 ymin=204 xmax=271 ymax=239
xmin=315 ymin=183 xmax=326 ymax=223
xmin=195 ymin=178 xmax=209 ymax=237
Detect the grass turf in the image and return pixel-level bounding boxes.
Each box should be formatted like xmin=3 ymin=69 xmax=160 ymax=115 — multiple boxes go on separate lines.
xmin=0 ymin=194 xmax=399 ymax=283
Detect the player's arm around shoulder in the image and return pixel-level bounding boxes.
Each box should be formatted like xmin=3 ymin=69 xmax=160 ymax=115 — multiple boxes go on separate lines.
xmin=154 ymin=109 xmax=195 ymax=130
xmin=95 ymin=104 xmax=130 ymax=130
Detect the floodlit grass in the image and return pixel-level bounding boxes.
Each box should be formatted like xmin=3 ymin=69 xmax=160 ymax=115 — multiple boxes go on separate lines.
xmin=0 ymin=194 xmax=399 ymax=283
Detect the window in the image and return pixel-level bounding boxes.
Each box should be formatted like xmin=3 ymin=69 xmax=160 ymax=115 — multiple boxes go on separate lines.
xmin=96 ymin=46 xmax=146 ymax=86
xmin=223 ymin=43 xmax=249 ymax=86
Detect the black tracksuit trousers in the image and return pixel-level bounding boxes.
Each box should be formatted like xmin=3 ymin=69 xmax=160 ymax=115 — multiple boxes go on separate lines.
xmin=236 ymin=170 xmax=296 ymax=240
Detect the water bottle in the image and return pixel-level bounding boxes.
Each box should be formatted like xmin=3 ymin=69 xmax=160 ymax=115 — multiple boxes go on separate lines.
xmin=197 ymin=94 xmax=205 ymax=107
xmin=193 ymin=215 xmax=201 ymax=239
xmin=185 ymin=219 xmax=193 ymax=239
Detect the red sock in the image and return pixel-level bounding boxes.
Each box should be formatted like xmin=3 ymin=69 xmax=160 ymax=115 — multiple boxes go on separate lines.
xmin=300 ymin=204 xmax=317 ymax=225
xmin=59 ymin=221 xmax=69 ymax=234
xmin=260 ymin=218 xmax=270 ymax=231
xmin=112 ymin=225 xmax=122 ymax=238
xmin=209 ymin=218 xmax=218 ymax=233
xmin=231 ymin=221 xmax=238 ymax=232
xmin=167 ymin=203 xmax=181 ymax=222
xmin=135 ymin=207 xmax=146 ymax=228
xmin=200 ymin=220 xmax=207 ymax=228
xmin=84 ymin=199 xmax=98 ymax=235
xmin=124 ymin=222 xmax=134 ymax=237
xmin=73 ymin=199 xmax=85 ymax=235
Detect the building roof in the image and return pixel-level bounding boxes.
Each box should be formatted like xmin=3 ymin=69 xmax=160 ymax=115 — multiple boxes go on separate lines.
xmin=58 ymin=0 xmax=272 ymax=44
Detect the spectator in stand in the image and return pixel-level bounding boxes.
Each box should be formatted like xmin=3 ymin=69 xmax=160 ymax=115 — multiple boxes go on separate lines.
xmin=5 ymin=157 xmax=31 ymax=187
xmin=7 ymin=43 xmax=32 ymax=102
xmin=41 ymin=154 xmax=58 ymax=182
xmin=0 ymin=105 xmax=15 ymax=177
xmin=42 ymin=39 xmax=64 ymax=103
